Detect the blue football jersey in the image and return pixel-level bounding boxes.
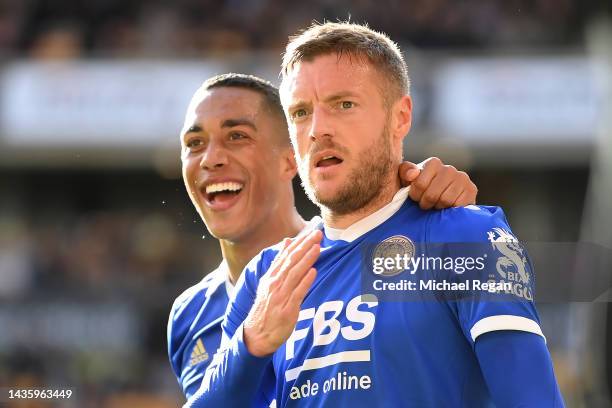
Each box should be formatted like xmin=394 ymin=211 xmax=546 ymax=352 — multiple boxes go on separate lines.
xmin=168 ymin=263 xmax=231 ymax=399
xmin=169 ymin=217 xmax=322 ymax=401
xmin=223 ymin=187 xmax=546 ymax=407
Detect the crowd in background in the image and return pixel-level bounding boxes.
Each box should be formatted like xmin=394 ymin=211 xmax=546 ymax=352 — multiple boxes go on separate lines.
xmin=0 ymin=0 xmax=602 ymax=60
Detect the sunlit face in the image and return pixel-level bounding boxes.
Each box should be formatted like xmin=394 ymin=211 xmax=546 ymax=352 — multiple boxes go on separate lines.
xmin=180 ymin=87 xmax=290 ymax=241
xmin=281 ymin=53 xmax=400 ymax=214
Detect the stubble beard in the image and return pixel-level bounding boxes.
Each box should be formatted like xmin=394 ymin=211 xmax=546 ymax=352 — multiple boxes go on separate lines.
xmin=299 ymin=124 xmax=393 ymax=216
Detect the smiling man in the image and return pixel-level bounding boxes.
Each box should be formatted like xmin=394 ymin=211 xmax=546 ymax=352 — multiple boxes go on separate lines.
xmin=188 ymin=23 xmax=564 ymax=407
xmin=168 ymin=73 xmax=478 ymax=400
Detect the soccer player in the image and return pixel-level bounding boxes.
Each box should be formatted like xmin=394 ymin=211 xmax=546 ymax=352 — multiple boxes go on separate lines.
xmin=168 ymin=73 xmax=478 ymax=399
xmin=188 ymin=23 xmax=564 ymax=407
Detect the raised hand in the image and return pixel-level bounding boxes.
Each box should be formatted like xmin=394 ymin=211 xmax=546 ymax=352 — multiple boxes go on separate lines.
xmin=243 ymin=229 xmax=323 ymax=357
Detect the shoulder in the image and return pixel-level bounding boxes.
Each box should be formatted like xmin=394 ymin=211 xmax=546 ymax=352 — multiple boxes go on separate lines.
xmin=170 ymin=268 xmax=227 ymax=318
xmin=168 ymin=267 xmax=228 ymax=347
xmin=426 ymin=205 xmax=514 ymax=242
xmin=241 ymin=240 xmax=285 ymax=284
xmin=166 ymin=268 xmax=226 ymax=372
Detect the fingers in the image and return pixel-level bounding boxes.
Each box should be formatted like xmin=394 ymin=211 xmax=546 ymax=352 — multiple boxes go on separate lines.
xmin=285 ymin=267 xmax=317 ymax=312
xmin=418 ymin=173 xmax=452 ymax=209
xmin=414 ymin=164 xmax=457 ymax=210
xmin=454 ymin=175 xmax=477 ymax=206
xmin=409 ymin=157 xmax=478 ymax=209
xmin=435 ymin=182 xmax=463 ymax=210
xmin=435 ymin=171 xmax=476 ymax=208
xmin=281 ymin=237 xmax=293 ymax=249
xmin=398 ymin=161 xmax=420 ymax=187
xmin=269 ymin=229 xmax=319 ymax=277
xmin=453 ymin=184 xmax=477 ymax=206
xmin=279 ymin=242 xmax=320 ymax=302
xmin=409 ymin=157 xmax=443 ymax=204
xmin=269 ymin=229 xmax=322 ymax=296
xmin=284 ymin=228 xmax=321 ymax=255
xmin=271 ymin=237 xmax=293 ymax=264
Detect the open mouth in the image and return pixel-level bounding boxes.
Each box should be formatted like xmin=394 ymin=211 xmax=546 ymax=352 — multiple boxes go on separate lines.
xmin=204 ymin=181 xmax=244 ymax=206
xmin=315 ymin=155 xmax=343 ymax=168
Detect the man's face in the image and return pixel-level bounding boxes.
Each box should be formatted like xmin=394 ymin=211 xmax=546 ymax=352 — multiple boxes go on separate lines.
xmin=281 ymin=53 xmax=397 ymax=214
xmin=180 ymin=87 xmax=289 ymax=241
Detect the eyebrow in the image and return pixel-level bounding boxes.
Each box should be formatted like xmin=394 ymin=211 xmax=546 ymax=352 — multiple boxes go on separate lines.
xmin=221 ymin=118 xmax=257 ymax=131
xmin=323 ymin=91 xmax=359 ymax=103
xmin=184 ymin=124 xmax=202 ymax=135
xmin=287 ymin=91 xmax=360 ymax=112
xmin=182 ymin=118 xmax=257 ymax=139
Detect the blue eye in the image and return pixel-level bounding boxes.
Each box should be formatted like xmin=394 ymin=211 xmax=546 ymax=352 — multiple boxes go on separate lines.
xmin=341 ymin=101 xmax=354 ymax=109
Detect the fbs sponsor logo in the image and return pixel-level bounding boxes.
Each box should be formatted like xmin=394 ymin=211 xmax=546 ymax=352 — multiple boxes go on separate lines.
xmin=284 ymin=295 xmax=378 ymax=381
xmin=487 ymin=227 xmax=533 ymax=300
xmin=189 ymin=338 xmax=209 ymax=367
xmin=286 ymin=295 xmax=378 ymax=361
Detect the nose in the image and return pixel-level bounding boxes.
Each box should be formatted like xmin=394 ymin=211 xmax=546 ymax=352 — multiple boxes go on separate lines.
xmin=308 ymin=106 xmax=333 ymax=142
xmin=200 ymin=139 xmax=228 ymax=170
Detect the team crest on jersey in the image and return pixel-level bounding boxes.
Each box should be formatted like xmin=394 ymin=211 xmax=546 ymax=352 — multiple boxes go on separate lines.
xmin=189 ymin=338 xmax=209 ymax=367
xmin=487 ymin=227 xmax=533 ymax=300
xmin=371 ymin=235 xmax=415 ymax=276
xmin=487 ymin=227 xmax=529 ymax=284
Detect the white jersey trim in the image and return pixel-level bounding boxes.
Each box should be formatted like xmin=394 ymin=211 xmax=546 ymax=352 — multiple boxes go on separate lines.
xmin=218 ymin=261 xmax=235 ymax=298
xmin=325 ymin=187 xmax=410 ymax=242
xmin=470 ymin=315 xmax=546 ymax=343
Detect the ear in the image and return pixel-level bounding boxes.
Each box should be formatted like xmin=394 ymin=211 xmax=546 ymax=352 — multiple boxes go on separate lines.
xmin=392 ymin=95 xmax=412 ymax=143
xmin=278 ymin=146 xmax=298 ymax=181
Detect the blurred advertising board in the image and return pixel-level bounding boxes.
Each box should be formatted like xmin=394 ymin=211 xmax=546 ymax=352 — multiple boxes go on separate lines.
xmin=432 ymin=57 xmax=603 ymax=145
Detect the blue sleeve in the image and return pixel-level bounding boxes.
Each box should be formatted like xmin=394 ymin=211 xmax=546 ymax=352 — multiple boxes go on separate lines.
xmin=429 ymin=205 xmax=543 ymax=346
xmin=168 ymin=289 xmax=198 ymax=393
xmin=167 ymin=299 xmax=183 ymax=384
xmin=184 ymin=250 xmax=278 ymax=408
xmin=167 ymin=280 xmax=226 ymax=400
xmin=475 ymin=330 xmax=564 ymax=407
xmin=222 ymin=253 xmax=267 ymax=340
xmin=184 ymin=324 xmax=273 ymax=407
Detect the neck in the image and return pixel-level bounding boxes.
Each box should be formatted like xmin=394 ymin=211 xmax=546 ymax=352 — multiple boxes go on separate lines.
xmin=322 ymin=169 xmax=401 ymax=230
xmin=220 ymin=208 xmax=306 ymax=284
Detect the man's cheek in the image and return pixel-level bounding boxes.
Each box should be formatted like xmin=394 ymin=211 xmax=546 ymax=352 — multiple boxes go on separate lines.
xmin=182 ymin=171 xmax=194 ymax=196
xmin=291 ymin=129 xmax=306 ymax=152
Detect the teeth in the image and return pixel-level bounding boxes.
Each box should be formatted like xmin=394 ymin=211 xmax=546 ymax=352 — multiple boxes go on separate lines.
xmin=321 ymin=155 xmax=335 ymax=160
xmin=206 ymin=182 xmax=244 ymax=194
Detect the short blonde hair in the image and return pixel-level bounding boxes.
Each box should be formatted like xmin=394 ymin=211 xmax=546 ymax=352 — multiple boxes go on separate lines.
xmin=281 ymin=22 xmax=410 ymax=105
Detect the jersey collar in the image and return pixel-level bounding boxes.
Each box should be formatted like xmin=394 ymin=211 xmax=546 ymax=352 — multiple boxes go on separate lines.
xmin=324 ymin=187 xmax=410 ymax=242
xmin=210 ymin=260 xmax=235 ymax=299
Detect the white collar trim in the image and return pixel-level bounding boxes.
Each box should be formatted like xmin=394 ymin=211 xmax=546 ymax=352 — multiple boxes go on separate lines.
xmin=324 ymin=187 xmax=410 ymax=242
xmin=215 ymin=260 xmax=234 ymax=298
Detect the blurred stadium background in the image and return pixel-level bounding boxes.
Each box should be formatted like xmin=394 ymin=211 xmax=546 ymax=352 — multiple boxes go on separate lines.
xmin=0 ymin=0 xmax=611 ymax=407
